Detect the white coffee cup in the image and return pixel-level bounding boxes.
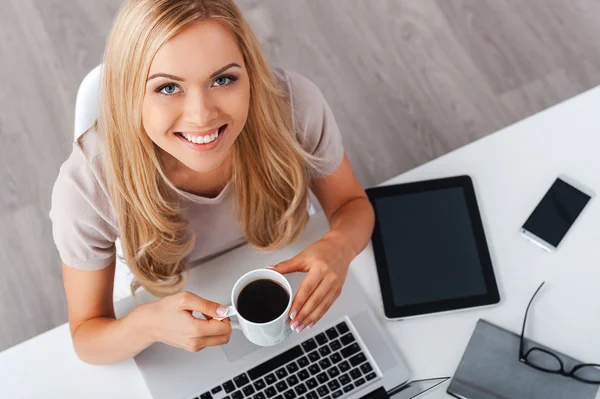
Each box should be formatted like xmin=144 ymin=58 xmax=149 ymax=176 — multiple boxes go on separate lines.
xmin=220 ymin=269 xmax=293 ymax=347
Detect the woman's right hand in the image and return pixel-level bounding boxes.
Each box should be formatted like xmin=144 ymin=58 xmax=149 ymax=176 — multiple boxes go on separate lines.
xmin=140 ymin=291 xmax=232 ymax=352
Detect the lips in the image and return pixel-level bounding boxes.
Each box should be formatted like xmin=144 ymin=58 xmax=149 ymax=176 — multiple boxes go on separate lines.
xmin=175 ymin=124 xmax=227 ymax=151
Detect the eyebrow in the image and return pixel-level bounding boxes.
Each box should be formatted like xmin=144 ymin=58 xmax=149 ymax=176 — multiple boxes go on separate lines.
xmin=147 ymin=62 xmax=241 ymax=82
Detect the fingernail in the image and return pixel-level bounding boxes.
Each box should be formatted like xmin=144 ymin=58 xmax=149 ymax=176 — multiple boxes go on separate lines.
xmin=307 ymin=322 xmax=314 ymax=330
xmin=291 ymin=321 xmax=299 ymax=330
xmin=266 ymin=265 xmax=275 ymax=269
xmin=290 ymin=310 xmax=298 ymax=320
xmin=217 ymin=306 xmax=228 ymax=317
xmin=296 ymin=324 xmax=305 ymax=333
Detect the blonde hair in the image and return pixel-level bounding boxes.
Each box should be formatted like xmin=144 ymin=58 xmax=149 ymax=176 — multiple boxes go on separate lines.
xmin=97 ymin=0 xmax=316 ymax=297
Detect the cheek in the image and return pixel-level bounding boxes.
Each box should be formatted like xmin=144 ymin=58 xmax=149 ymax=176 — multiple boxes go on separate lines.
xmin=226 ymin=82 xmax=251 ymax=127
xmin=142 ymin=97 xmax=179 ymax=139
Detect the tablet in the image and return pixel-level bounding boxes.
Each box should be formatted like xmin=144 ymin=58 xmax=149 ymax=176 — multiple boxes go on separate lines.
xmin=366 ymin=175 xmax=500 ymax=320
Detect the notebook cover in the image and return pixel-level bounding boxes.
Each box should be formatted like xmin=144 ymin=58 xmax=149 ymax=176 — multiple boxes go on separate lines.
xmin=447 ymin=319 xmax=600 ymax=399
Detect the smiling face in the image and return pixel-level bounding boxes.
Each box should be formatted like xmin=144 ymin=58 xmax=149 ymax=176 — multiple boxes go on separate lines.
xmin=142 ymin=20 xmax=251 ymax=173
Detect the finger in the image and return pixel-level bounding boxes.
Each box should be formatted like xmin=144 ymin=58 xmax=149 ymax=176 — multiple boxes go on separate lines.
xmin=190 ymin=318 xmax=232 ymax=338
xmin=288 ymin=270 xmax=323 ymax=321
xmin=300 ymin=289 xmax=340 ymax=331
xmin=271 ymin=256 xmax=306 ymax=275
xmin=291 ymin=279 xmax=330 ymax=330
xmin=178 ymin=291 xmax=228 ymax=318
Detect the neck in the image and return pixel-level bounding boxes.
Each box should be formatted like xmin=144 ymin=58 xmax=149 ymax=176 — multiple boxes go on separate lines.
xmin=161 ymin=150 xmax=232 ymax=198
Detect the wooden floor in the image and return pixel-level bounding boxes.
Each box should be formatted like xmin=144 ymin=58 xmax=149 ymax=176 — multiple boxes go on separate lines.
xmin=1 ymin=0 xmax=599 ymax=352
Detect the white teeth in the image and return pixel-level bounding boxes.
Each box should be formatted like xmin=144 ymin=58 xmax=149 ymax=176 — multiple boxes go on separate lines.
xmin=180 ymin=129 xmax=220 ymax=144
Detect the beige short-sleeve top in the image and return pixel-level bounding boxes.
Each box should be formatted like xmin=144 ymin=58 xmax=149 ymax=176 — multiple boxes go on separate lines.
xmin=49 ymin=68 xmax=344 ymax=270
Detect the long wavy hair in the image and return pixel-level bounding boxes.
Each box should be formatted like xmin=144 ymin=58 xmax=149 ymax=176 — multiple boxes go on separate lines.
xmin=96 ymin=0 xmax=316 ymax=297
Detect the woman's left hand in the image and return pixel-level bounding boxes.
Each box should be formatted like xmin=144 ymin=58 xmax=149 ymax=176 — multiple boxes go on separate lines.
xmin=271 ymin=233 xmax=355 ymax=333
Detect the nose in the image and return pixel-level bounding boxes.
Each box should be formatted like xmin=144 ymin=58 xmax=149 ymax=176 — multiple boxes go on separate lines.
xmin=184 ymin=89 xmax=218 ymax=127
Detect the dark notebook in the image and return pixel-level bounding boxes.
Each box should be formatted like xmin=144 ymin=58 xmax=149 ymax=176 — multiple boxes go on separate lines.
xmin=447 ymin=319 xmax=600 ymax=399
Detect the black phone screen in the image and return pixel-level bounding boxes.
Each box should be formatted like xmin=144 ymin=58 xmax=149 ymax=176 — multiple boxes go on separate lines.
xmin=522 ymin=178 xmax=592 ymax=247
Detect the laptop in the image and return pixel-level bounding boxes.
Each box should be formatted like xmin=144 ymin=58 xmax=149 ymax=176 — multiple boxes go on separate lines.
xmin=116 ymin=217 xmax=410 ymax=399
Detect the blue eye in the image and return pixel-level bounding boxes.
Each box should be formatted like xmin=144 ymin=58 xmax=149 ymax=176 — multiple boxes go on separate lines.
xmin=213 ymin=75 xmax=237 ymax=87
xmin=156 ymin=84 xmax=181 ymax=95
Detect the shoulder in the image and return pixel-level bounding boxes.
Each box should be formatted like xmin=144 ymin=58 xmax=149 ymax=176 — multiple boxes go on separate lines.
xmin=272 ymin=67 xmax=345 ymax=176
xmin=50 ymin=127 xmax=118 ymax=269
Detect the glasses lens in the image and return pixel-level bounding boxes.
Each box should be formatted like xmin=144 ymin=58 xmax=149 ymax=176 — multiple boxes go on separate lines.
xmin=572 ymin=365 xmax=600 ymax=384
xmin=525 ymin=348 xmax=562 ymax=372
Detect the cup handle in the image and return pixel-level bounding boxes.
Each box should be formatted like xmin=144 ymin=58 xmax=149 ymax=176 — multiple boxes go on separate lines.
xmin=215 ymin=305 xmax=241 ymax=330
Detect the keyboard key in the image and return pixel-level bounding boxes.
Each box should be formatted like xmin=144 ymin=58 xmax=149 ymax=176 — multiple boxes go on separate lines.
xmin=338 ymin=361 xmax=350 ymax=373
xmin=332 ymin=390 xmax=343 ymax=398
xmin=330 ymin=353 xmax=342 ymax=364
xmin=286 ymin=375 xmax=299 ymax=387
xmin=235 ymin=374 xmax=251 ymax=388
xmin=315 ymin=333 xmax=328 ymax=345
xmin=349 ymin=353 xmax=366 ymax=367
xmin=336 ymin=322 xmax=349 ymax=335
xmin=317 ymin=386 xmax=330 ymax=397
xmin=276 ymin=369 xmax=289 ymax=379
xmin=297 ymin=356 xmax=309 ymax=368
xmin=343 ymin=384 xmax=354 ymax=393
xmin=201 ymin=393 xmax=212 ymax=399
xmin=212 ymin=387 xmax=223 ymax=394
xmin=294 ymin=383 xmax=308 ymax=395
xmin=224 ymin=381 xmax=237 ymax=393
xmin=298 ymin=369 xmax=310 ymax=381
xmin=232 ymin=391 xmax=244 ymax=399
xmin=254 ymin=393 xmax=266 ymax=399
xmin=355 ymin=378 xmax=365 ymax=387
xmin=248 ymin=347 xmax=304 ymax=380
xmin=243 ymin=386 xmax=256 ymax=396
xmin=301 ymin=339 xmax=318 ymax=353
xmin=365 ymin=372 xmax=377 ymax=381
xmin=265 ymin=387 xmax=278 ymax=398
xmin=350 ymin=369 xmax=362 ymax=380
xmin=306 ymin=392 xmax=318 ymax=399
xmin=338 ymin=374 xmax=351 ymax=386
xmin=276 ymin=381 xmax=288 ymax=393
xmin=317 ymin=372 xmax=329 ymax=384
xmin=319 ymin=346 xmax=331 ymax=357
xmin=327 ymin=367 xmax=340 ymax=379
xmin=284 ymin=389 xmax=297 ymax=399
xmin=265 ymin=374 xmax=277 ymax=385
xmin=287 ymin=363 xmax=299 ymax=374
xmin=326 ymin=328 xmax=339 ymax=340
xmin=341 ymin=344 xmax=360 ymax=359
xmin=360 ymin=363 xmax=373 ymax=374
xmin=308 ymin=351 xmax=320 ymax=362
xmin=327 ymin=381 xmax=340 ymax=391
xmin=329 ymin=340 xmax=342 ymax=352
xmin=308 ymin=364 xmax=320 ymax=375
xmin=340 ymin=333 xmax=355 ymax=347
xmin=306 ymin=377 xmax=318 ymax=390
xmin=254 ymin=379 xmax=266 ymax=391
xmin=318 ymin=358 xmax=332 ymax=370
xmin=274 ymin=396 xmax=283 ymax=399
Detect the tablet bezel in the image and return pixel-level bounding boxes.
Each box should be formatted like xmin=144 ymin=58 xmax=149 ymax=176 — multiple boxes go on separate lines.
xmin=366 ymin=175 xmax=500 ymax=320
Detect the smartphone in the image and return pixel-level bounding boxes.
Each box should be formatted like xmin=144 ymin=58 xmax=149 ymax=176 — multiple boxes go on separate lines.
xmin=520 ymin=175 xmax=594 ymax=252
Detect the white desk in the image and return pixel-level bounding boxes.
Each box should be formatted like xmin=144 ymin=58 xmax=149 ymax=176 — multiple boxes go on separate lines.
xmin=2 ymin=86 xmax=600 ymax=399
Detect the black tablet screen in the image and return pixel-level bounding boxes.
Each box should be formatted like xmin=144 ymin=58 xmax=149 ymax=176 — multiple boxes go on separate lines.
xmin=373 ymin=187 xmax=488 ymax=307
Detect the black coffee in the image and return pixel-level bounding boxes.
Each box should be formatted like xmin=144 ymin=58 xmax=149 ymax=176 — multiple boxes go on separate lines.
xmin=237 ymin=279 xmax=289 ymax=323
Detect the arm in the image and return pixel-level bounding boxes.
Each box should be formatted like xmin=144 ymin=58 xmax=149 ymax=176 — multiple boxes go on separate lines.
xmin=63 ymin=261 xmax=231 ymax=365
xmin=63 ymin=261 xmax=152 ymax=364
xmin=273 ymin=154 xmax=374 ymax=331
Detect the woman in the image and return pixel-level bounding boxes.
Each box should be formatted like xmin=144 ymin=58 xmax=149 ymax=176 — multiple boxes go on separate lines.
xmin=50 ymin=0 xmax=374 ymax=365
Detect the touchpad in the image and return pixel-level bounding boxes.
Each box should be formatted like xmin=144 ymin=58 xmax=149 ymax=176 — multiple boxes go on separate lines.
xmin=222 ymin=329 xmax=260 ymax=362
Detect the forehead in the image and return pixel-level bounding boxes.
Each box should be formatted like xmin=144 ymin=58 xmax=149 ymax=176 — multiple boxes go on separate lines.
xmin=149 ymin=20 xmax=244 ymax=78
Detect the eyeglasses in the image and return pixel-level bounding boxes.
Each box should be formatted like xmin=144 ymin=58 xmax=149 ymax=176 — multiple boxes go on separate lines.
xmin=519 ymin=282 xmax=600 ymax=384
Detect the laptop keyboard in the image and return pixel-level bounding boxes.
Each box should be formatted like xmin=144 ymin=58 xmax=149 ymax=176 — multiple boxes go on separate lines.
xmin=193 ymin=320 xmax=380 ymax=399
